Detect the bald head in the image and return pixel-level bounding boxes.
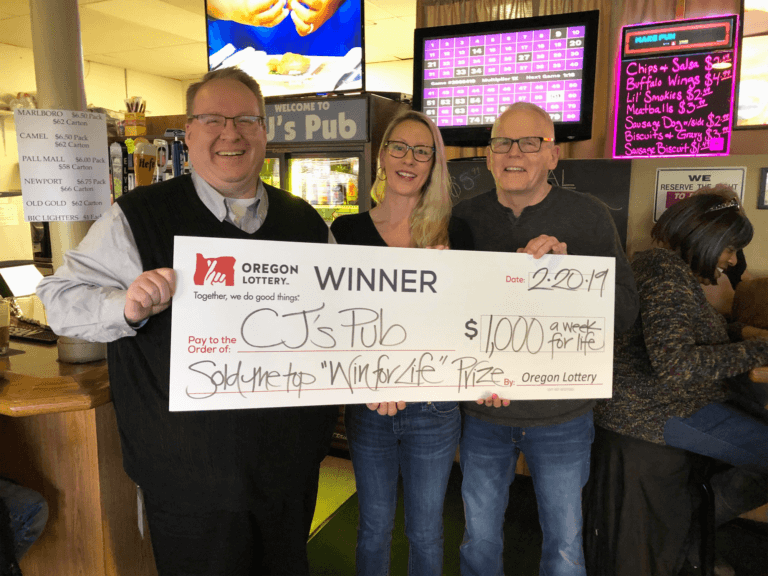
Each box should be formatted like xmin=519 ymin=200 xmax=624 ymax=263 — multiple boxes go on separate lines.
xmin=491 ymin=102 xmax=556 ymax=140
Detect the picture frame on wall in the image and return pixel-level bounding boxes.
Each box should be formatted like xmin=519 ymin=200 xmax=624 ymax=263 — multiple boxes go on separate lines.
xmin=758 ymin=168 xmax=768 ymax=210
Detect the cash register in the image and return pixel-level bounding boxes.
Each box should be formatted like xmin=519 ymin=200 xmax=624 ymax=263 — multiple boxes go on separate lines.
xmin=1 ymin=261 xmax=58 ymax=343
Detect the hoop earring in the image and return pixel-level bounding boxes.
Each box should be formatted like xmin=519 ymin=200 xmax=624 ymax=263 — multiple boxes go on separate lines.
xmin=377 ymin=167 xmax=387 ymax=181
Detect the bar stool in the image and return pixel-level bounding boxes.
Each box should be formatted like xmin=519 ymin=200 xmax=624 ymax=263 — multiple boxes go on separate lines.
xmin=691 ymin=458 xmax=717 ymax=576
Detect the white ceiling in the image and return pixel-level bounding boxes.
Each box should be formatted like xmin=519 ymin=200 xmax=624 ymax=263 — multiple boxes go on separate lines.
xmin=0 ymin=0 xmax=418 ymax=81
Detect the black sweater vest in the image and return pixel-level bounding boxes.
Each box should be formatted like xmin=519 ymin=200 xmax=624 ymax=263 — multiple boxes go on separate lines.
xmin=109 ymin=176 xmax=337 ymax=508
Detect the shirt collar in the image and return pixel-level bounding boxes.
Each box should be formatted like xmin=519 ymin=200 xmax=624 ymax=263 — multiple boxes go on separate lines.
xmin=190 ymin=167 xmax=268 ymax=225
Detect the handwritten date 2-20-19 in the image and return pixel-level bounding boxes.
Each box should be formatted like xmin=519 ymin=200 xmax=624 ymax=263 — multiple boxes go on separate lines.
xmin=529 ymin=267 xmax=609 ymax=296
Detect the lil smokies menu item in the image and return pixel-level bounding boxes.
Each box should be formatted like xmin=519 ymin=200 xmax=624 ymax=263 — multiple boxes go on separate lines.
xmin=15 ymin=109 xmax=110 ymax=222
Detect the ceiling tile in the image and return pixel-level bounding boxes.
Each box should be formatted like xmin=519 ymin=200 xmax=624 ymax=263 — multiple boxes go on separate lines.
xmin=368 ymin=0 xmax=416 ymax=19
xmin=364 ymin=0 xmax=395 ymax=22
xmin=0 ymin=1 xmax=29 ymax=18
xmin=83 ymin=0 xmax=205 ymax=42
xmin=0 ymin=15 xmax=32 ymax=48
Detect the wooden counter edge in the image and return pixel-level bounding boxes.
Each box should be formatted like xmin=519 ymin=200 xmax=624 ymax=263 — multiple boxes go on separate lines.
xmin=749 ymin=365 xmax=768 ymax=384
xmin=1 ymin=343 xmax=112 ymax=417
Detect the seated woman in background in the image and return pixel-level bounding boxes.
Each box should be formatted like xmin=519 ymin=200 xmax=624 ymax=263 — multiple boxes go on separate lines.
xmin=585 ymin=186 xmax=768 ymax=576
xmin=331 ymin=110 xmax=472 ymax=576
xmin=699 ymin=188 xmax=753 ymax=316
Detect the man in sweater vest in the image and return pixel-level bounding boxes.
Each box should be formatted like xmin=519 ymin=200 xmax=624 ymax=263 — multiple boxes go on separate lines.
xmin=452 ymin=102 xmax=639 ymax=576
xmin=37 ymin=68 xmax=338 ymax=575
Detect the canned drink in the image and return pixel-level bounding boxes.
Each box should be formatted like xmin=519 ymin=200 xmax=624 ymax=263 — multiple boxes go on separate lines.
xmin=346 ymin=176 xmax=358 ymax=204
xmin=331 ymin=174 xmax=345 ymax=204
xmin=171 ymin=140 xmax=183 ymax=177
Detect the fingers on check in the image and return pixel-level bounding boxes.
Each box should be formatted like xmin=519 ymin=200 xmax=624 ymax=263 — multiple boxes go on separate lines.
xmin=133 ymin=269 xmax=175 ymax=307
xmin=523 ymin=235 xmax=567 ymax=259
xmin=476 ymin=394 xmax=509 ymax=408
xmin=375 ymin=401 xmax=404 ymax=416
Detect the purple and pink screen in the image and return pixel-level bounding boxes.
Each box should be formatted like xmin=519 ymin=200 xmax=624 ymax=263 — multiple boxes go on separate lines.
xmin=421 ymin=26 xmax=586 ymax=128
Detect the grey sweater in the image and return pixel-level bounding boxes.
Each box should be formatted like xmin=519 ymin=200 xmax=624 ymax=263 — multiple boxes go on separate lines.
xmin=453 ymin=186 xmax=639 ymax=427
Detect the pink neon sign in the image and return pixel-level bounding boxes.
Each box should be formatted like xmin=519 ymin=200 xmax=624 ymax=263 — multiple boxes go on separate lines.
xmin=612 ymin=15 xmax=739 ymax=159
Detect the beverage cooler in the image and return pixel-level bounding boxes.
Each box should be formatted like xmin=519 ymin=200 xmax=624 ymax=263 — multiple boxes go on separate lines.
xmin=260 ymin=93 xmax=409 ymax=223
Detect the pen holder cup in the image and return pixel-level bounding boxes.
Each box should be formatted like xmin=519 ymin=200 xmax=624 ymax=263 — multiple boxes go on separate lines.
xmin=125 ymin=112 xmax=146 ymax=136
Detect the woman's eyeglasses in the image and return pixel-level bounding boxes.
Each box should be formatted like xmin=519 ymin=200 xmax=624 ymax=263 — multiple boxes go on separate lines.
xmin=384 ymin=140 xmax=435 ymax=162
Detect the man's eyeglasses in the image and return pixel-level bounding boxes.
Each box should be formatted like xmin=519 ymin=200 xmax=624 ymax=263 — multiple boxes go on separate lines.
xmin=489 ymin=136 xmax=554 ymax=154
xmin=189 ymin=114 xmax=266 ymax=132
xmin=384 ymin=140 xmax=435 ymax=162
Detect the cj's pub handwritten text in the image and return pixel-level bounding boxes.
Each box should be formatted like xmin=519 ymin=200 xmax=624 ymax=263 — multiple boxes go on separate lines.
xmin=240 ymin=305 xmax=407 ymax=349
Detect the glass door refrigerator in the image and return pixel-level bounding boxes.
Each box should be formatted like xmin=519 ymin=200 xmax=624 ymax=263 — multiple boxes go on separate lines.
xmin=260 ymin=93 xmax=409 ymax=223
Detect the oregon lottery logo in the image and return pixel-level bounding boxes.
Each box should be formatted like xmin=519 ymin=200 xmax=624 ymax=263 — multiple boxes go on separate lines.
xmin=193 ymin=253 xmax=236 ymax=286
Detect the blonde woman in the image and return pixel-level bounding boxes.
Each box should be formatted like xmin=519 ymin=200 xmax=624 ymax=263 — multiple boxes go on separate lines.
xmin=331 ymin=110 xmax=472 ymax=575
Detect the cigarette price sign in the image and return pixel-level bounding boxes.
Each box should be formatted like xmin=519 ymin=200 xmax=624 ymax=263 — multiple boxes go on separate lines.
xmin=15 ymin=109 xmax=110 ymax=223
xmin=613 ymin=15 xmax=738 ymax=159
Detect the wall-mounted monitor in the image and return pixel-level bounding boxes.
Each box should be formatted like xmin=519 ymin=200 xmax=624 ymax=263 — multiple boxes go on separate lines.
xmin=613 ymin=15 xmax=738 ymax=159
xmin=735 ymin=0 xmax=768 ymax=128
xmin=204 ymin=0 xmax=364 ymax=98
xmin=412 ymin=10 xmax=600 ymax=147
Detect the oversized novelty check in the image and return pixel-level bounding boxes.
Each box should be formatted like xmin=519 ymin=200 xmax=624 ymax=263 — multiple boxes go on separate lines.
xmin=169 ymin=236 xmax=616 ymax=411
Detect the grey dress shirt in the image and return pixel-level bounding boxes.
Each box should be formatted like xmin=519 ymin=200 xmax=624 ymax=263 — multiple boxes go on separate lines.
xmin=36 ymin=169 xmax=332 ymax=342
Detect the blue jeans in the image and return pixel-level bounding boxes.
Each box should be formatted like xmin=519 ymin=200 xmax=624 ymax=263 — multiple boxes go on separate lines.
xmin=345 ymin=401 xmax=461 ymax=576
xmin=0 ymin=479 xmax=48 ymax=560
xmin=664 ymin=401 xmax=768 ymax=475
xmin=459 ymin=411 xmax=594 ymax=576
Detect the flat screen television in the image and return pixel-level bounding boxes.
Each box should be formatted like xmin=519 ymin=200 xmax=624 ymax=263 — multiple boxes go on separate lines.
xmin=412 ymin=10 xmax=600 ymax=147
xmin=204 ymin=0 xmax=365 ymax=98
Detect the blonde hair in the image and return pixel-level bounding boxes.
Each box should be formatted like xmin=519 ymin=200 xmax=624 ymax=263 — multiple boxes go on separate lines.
xmin=373 ymin=110 xmax=452 ymax=247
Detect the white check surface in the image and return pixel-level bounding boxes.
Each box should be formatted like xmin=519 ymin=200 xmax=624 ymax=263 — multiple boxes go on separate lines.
xmin=169 ymin=236 xmax=615 ymax=411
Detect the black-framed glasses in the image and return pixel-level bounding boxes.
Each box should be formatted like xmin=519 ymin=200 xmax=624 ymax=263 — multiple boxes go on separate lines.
xmin=489 ymin=136 xmax=554 ymax=154
xmin=189 ymin=114 xmax=266 ymax=132
xmin=384 ymin=140 xmax=435 ymax=162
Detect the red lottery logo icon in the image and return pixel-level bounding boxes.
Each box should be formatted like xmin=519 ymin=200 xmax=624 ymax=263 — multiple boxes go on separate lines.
xmin=193 ymin=253 xmax=236 ymax=286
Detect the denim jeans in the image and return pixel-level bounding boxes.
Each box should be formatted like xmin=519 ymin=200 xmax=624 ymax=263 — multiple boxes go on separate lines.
xmin=0 ymin=479 xmax=48 ymax=560
xmin=663 ymin=401 xmax=768 ymax=475
xmin=345 ymin=401 xmax=461 ymax=576
xmin=459 ymin=411 xmax=594 ymax=576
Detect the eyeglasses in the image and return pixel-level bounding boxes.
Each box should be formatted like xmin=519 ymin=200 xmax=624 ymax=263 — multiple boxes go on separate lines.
xmin=489 ymin=136 xmax=554 ymax=154
xmin=384 ymin=140 xmax=435 ymax=162
xmin=189 ymin=114 xmax=266 ymax=132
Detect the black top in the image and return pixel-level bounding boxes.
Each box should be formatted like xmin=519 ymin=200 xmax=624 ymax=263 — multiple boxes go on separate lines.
xmin=331 ymin=211 xmax=474 ymax=250
xmin=110 ymin=176 xmax=337 ymax=509
xmin=452 ymin=186 xmax=639 ymax=427
xmin=594 ymin=248 xmax=768 ymax=444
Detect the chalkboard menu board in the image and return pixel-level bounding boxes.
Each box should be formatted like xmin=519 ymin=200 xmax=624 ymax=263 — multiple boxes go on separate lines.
xmin=613 ymin=15 xmax=738 ymax=159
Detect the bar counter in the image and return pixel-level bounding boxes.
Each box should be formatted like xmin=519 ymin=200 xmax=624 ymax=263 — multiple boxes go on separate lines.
xmin=750 ymin=365 xmax=768 ymax=385
xmin=0 ymin=340 xmax=157 ymax=576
